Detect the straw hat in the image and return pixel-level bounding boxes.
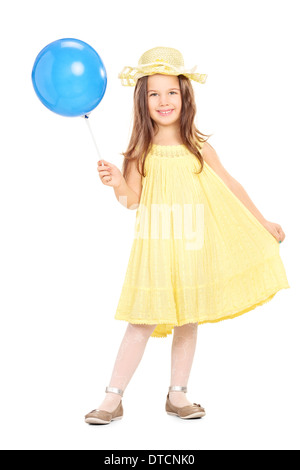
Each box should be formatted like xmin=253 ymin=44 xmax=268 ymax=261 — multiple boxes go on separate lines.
xmin=118 ymin=46 xmax=208 ymax=87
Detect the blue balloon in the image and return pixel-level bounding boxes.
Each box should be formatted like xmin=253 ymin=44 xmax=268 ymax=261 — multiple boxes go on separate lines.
xmin=32 ymin=38 xmax=107 ymax=117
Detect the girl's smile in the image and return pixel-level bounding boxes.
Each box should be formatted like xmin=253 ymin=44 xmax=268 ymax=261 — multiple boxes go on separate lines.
xmin=157 ymin=109 xmax=175 ymax=116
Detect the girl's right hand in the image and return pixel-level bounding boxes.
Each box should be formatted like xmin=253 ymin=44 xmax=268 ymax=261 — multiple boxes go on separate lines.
xmin=97 ymin=160 xmax=124 ymax=188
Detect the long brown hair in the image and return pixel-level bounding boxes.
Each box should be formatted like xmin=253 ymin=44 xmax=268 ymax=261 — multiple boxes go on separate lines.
xmin=121 ymin=75 xmax=212 ymax=179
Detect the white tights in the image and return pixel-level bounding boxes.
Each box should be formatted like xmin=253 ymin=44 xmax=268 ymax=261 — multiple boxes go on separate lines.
xmin=169 ymin=322 xmax=198 ymax=407
xmin=98 ymin=322 xmax=199 ymax=412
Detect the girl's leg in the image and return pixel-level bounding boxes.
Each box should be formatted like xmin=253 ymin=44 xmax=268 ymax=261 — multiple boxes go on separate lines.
xmin=97 ymin=323 xmax=157 ymax=412
xmin=169 ymin=322 xmax=199 ymax=407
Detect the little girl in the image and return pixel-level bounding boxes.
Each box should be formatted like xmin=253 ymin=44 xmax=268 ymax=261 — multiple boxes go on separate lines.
xmin=85 ymin=47 xmax=290 ymax=424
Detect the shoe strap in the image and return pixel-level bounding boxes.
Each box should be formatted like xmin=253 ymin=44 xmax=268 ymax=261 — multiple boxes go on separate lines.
xmin=169 ymin=386 xmax=187 ymax=393
xmin=105 ymin=386 xmax=124 ymax=397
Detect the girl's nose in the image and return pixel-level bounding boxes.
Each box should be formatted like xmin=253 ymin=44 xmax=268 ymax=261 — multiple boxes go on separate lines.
xmin=159 ymin=97 xmax=170 ymax=106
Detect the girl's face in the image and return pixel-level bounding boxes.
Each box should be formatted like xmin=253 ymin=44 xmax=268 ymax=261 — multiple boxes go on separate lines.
xmin=147 ymin=74 xmax=182 ymax=128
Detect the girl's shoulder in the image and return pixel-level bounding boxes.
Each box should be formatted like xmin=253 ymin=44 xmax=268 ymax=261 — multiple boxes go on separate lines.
xmin=199 ymin=139 xmax=214 ymax=154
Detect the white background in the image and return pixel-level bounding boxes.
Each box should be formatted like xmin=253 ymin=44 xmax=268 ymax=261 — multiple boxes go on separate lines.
xmin=0 ymin=0 xmax=299 ymax=451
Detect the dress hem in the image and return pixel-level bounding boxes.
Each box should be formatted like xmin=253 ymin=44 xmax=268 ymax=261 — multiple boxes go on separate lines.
xmin=114 ymin=284 xmax=290 ymax=338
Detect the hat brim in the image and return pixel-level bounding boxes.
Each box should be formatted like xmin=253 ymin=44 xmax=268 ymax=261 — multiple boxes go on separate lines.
xmin=118 ymin=63 xmax=208 ymax=87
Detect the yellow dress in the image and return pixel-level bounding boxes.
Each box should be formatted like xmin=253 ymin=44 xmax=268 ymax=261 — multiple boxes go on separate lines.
xmin=114 ymin=142 xmax=290 ymax=338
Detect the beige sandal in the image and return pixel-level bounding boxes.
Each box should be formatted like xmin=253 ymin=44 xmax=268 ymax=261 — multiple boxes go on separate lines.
xmin=166 ymin=386 xmax=206 ymax=419
xmin=85 ymin=387 xmax=124 ymax=425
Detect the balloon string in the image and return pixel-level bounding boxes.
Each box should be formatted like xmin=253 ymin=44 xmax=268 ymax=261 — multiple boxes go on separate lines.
xmin=82 ymin=114 xmax=104 ymax=166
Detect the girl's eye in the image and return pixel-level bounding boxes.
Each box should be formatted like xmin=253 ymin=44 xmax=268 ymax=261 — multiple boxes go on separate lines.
xmin=150 ymin=91 xmax=177 ymax=97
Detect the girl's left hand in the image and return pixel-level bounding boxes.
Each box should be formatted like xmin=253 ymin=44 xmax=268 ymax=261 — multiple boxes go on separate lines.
xmin=262 ymin=220 xmax=286 ymax=243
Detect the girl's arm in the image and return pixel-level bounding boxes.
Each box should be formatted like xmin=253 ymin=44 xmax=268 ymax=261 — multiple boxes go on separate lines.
xmin=114 ymin=159 xmax=142 ymax=210
xmin=201 ymin=142 xmax=266 ymax=224
xmin=98 ymin=158 xmax=142 ymax=210
xmin=114 ymin=178 xmax=141 ymax=210
xmin=201 ymin=142 xmax=286 ymax=242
